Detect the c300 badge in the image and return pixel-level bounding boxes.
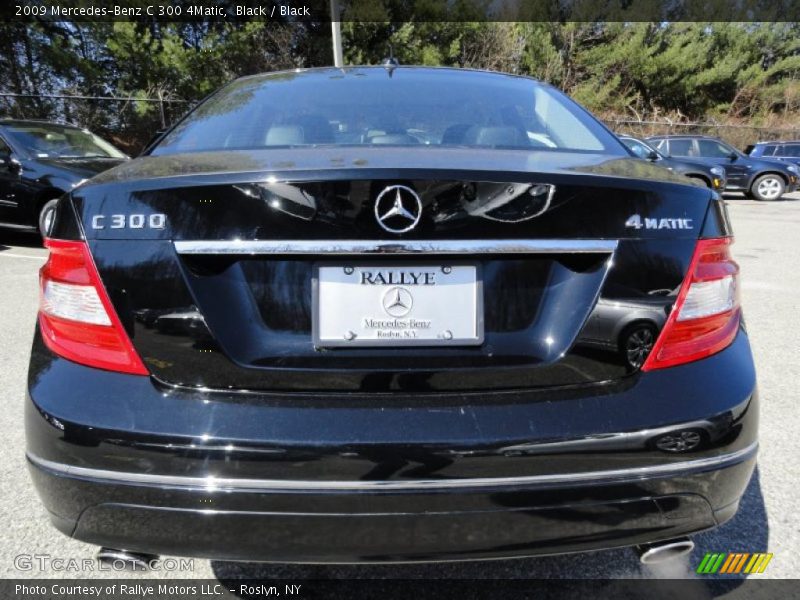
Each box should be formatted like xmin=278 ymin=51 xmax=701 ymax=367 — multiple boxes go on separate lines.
xmin=90 ymin=213 xmax=166 ymax=230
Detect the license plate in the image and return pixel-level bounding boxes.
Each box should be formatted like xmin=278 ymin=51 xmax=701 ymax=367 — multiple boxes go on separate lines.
xmin=313 ymin=264 xmax=483 ymax=347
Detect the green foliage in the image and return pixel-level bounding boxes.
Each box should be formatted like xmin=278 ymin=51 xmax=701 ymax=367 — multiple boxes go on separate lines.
xmin=1 ymin=18 xmax=798 ymax=153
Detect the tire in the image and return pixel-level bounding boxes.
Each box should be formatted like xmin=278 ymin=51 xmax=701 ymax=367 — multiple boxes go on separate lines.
xmin=750 ymin=174 xmax=785 ymax=201
xmin=38 ymin=198 xmax=59 ymax=238
xmin=619 ymin=322 xmax=657 ymax=370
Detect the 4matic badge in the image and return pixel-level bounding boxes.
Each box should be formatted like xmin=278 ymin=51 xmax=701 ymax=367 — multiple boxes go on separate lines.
xmin=625 ymin=214 xmax=693 ymax=230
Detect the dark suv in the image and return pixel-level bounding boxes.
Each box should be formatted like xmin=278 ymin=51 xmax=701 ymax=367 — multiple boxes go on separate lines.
xmin=746 ymin=141 xmax=800 ymax=168
xmin=0 ymin=120 xmax=127 ymax=234
xmin=647 ymin=134 xmax=798 ymax=201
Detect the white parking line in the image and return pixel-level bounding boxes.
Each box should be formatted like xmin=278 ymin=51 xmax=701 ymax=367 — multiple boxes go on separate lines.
xmin=0 ymin=252 xmax=46 ymax=261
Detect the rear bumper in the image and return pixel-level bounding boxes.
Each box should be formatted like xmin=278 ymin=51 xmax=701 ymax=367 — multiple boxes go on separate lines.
xmin=28 ymin=450 xmax=755 ymax=563
xmin=26 ymin=329 xmax=758 ymax=563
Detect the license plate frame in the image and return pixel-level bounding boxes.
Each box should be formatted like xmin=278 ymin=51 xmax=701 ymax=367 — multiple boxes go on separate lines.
xmin=312 ymin=262 xmax=483 ymax=348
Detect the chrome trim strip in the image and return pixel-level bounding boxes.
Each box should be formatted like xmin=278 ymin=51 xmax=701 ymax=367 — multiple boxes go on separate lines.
xmin=173 ymin=239 xmax=618 ymax=256
xmin=0 ymin=220 xmax=36 ymax=231
xmin=27 ymin=442 xmax=757 ymax=492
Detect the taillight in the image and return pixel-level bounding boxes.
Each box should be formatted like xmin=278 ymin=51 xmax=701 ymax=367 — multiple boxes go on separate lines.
xmin=38 ymin=239 xmax=148 ymax=375
xmin=642 ymin=237 xmax=741 ymax=371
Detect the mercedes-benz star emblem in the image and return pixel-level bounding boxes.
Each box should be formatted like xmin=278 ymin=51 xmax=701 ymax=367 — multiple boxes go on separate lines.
xmin=374 ymin=185 xmax=423 ymax=234
xmin=382 ymin=287 xmax=413 ymax=317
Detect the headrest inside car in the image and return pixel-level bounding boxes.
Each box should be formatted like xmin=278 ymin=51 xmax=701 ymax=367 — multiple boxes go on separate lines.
xmin=441 ymin=124 xmax=472 ymax=144
xmin=265 ymin=125 xmax=304 ymax=146
xmin=463 ymin=126 xmax=528 ymax=147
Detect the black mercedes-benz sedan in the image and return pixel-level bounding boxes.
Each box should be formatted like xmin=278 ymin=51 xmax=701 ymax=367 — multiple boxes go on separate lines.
xmin=0 ymin=120 xmax=127 ymax=234
xmin=27 ymin=67 xmax=757 ymax=565
xmin=618 ymin=135 xmax=727 ymax=192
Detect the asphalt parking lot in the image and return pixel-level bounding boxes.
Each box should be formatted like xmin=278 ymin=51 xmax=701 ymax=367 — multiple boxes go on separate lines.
xmin=1 ymin=193 xmax=798 ymax=587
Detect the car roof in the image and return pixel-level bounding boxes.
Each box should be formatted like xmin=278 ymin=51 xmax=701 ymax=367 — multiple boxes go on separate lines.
xmin=646 ymin=135 xmax=720 ymax=140
xmin=204 ymin=68 xmax=561 ymax=136
xmin=752 ymin=140 xmax=800 ymax=145
xmin=228 ymin=65 xmax=550 ymax=90
xmin=619 ymin=135 xmax=653 ymax=145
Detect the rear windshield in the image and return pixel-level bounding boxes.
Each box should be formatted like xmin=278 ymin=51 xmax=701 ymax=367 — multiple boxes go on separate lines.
xmin=152 ymin=69 xmax=623 ymax=156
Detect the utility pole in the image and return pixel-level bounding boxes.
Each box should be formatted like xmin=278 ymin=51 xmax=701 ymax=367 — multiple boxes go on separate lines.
xmin=330 ymin=0 xmax=344 ymax=67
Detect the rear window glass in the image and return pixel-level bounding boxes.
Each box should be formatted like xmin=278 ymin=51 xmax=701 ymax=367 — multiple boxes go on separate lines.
xmin=622 ymin=138 xmax=652 ymax=158
xmin=762 ymin=144 xmax=778 ymax=156
xmin=782 ymin=144 xmax=800 ymax=157
xmin=698 ymin=140 xmax=733 ymax=158
xmin=668 ymin=140 xmax=694 ymax=156
xmin=152 ymin=69 xmax=622 ymax=156
xmin=650 ymin=139 xmax=667 ymax=151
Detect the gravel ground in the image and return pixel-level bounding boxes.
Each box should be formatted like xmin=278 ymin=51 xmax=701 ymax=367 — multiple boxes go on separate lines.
xmin=0 ymin=192 xmax=797 ymax=589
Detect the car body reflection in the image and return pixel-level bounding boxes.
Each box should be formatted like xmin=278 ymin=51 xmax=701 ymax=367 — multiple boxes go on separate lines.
xmin=578 ymin=286 xmax=673 ymax=369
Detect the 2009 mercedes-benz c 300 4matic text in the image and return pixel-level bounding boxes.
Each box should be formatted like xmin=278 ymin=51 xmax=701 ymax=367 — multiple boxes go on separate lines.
xmin=27 ymin=67 xmax=757 ymax=565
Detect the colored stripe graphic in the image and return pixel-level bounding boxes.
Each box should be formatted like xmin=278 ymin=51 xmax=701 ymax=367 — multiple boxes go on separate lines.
xmin=698 ymin=552 xmax=773 ymax=574
xmin=720 ymin=553 xmax=749 ymax=573
xmin=697 ymin=553 xmax=724 ymax=574
xmin=745 ymin=553 xmax=773 ymax=574
xmin=720 ymin=553 xmax=736 ymax=573
xmin=732 ymin=553 xmax=750 ymax=573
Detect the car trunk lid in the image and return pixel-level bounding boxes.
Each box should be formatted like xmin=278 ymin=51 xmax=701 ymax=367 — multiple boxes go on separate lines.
xmin=72 ymin=148 xmax=709 ymax=393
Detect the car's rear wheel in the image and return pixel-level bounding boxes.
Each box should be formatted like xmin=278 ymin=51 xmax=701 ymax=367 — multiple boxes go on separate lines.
xmin=620 ymin=322 xmax=656 ymax=370
xmin=751 ymin=174 xmax=785 ymax=201
xmin=38 ymin=198 xmax=59 ymax=238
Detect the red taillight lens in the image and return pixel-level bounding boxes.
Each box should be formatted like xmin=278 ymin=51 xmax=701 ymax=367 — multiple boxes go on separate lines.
xmin=642 ymin=237 xmax=741 ymax=371
xmin=39 ymin=239 xmax=148 ymax=375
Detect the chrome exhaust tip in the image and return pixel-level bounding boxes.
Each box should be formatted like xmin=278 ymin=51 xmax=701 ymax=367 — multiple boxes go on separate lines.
xmin=636 ymin=538 xmax=695 ymax=564
xmin=96 ymin=547 xmax=158 ymax=571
